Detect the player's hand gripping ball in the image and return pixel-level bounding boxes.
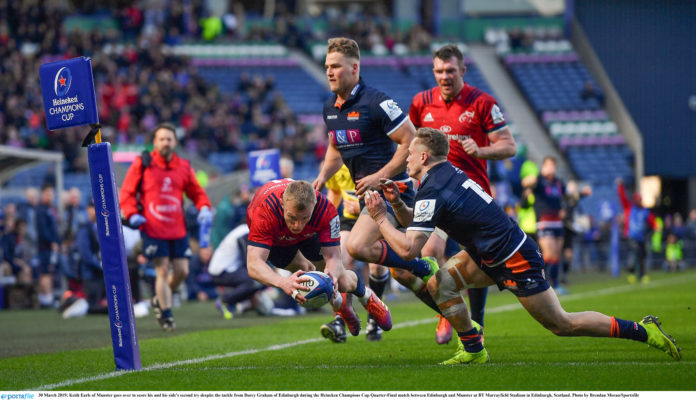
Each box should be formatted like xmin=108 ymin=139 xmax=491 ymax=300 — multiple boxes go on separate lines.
xmin=294 ymin=271 xmax=334 ymax=308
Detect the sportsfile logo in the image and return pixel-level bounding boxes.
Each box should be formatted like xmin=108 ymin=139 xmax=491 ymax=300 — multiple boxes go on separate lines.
xmin=1 ymin=394 xmax=35 ymax=400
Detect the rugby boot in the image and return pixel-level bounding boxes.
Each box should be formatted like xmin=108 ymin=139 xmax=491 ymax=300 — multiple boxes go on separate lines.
xmin=320 ymin=317 xmax=347 ymax=343
xmin=336 ymin=293 xmax=361 ymax=336
xmin=365 ymin=316 xmax=383 ymax=342
xmin=422 ymin=256 xmax=440 ymax=283
xmin=364 ymin=290 xmax=392 ymax=331
xmin=436 ymin=315 xmax=453 ymax=344
xmin=639 ymin=315 xmax=681 ymax=360
xmin=440 ymin=348 xmax=489 ymax=365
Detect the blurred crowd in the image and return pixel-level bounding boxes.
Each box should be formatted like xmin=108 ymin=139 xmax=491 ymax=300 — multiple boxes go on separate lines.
xmin=0 ymin=182 xmax=303 ymax=317
xmin=0 ymin=0 xmax=436 ymax=174
xmin=3 ymin=161 xmax=696 ymax=311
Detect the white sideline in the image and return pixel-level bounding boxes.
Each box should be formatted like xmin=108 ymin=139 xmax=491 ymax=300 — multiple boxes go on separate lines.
xmin=27 ymin=274 xmax=693 ymax=391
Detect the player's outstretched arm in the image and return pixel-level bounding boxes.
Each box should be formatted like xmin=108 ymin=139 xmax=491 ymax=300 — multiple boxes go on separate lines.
xmin=379 ymin=178 xmax=413 ymax=227
xmin=321 ymin=245 xmax=347 ymax=293
xmin=355 ymin=120 xmax=415 ymax=197
xmin=364 ymin=189 xmax=428 ymax=260
xmin=247 ymin=245 xmax=310 ymax=302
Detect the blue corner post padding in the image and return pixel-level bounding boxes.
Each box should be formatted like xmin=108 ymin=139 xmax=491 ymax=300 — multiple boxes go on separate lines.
xmin=88 ymin=142 xmax=142 ymax=371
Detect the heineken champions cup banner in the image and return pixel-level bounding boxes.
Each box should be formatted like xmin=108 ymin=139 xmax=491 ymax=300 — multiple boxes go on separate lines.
xmin=39 ymin=57 xmax=99 ymax=130
xmin=39 ymin=57 xmax=141 ymax=371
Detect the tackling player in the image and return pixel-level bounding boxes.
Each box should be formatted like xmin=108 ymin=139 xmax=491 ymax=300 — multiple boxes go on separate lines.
xmin=245 ymin=179 xmax=391 ymax=342
xmin=405 ymin=44 xmax=517 ymax=343
xmin=364 ymin=128 xmax=681 ymax=364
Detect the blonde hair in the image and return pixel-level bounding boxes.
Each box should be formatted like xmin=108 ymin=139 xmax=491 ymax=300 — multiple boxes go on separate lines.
xmin=415 ymin=127 xmax=449 ymax=160
xmin=327 ymin=37 xmax=360 ymax=60
xmin=283 ymin=180 xmax=317 ymax=211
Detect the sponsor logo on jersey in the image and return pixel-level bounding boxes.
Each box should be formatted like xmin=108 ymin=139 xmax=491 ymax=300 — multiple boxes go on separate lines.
xmin=423 ymin=112 xmax=434 ymax=122
xmin=327 ymin=115 xmax=337 ymax=120
xmin=459 ymin=110 xmax=475 ymax=124
xmin=413 ymin=199 xmax=436 ymax=222
xmin=379 ymin=99 xmax=403 ymax=121
xmin=491 ymin=104 xmax=505 ymax=124
xmin=149 ymin=194 xmax=179 ymax=222
xmin=440 ymin=125 xmax=452 ymax=133
xmin=330 ymin=215 xmax=340 ymax=239
xmin=347 ymin=111 xmax=360 ymax=121
xmin=329 ymin=129 xmax=362 ymax=145
xmin=161 ymin=176 xmax=173 ymax=193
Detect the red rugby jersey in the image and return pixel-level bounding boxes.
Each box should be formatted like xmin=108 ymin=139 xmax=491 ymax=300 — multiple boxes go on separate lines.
xmin=120 ymin=151 xmax=211 ymax=240
xmin=409 ymin=84 xmax=506 ymax=195
xmin=246 ymin=179 xmax=340 ymax=249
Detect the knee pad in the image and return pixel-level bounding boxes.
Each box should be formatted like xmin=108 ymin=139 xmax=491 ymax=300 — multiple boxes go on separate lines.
xmin=431 ymin=256 xmax=468 ymax=307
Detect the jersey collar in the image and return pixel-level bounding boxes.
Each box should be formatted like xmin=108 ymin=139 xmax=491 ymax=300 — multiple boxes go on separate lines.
xmin=418 ymin=161 xmax=449 ymax=187
xmin=437 ymin=83 xmax=467 ymax=104
xmin=333 ymin=77 xmax=364 ymax=109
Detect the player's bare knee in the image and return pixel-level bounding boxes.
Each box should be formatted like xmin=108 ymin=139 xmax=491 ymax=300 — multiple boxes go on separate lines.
xmin=345 ymin=240 xmax=363 ymax=260
xmin=426 ymin=273 xmax=439 ymax=295
xmin=543 ymin=315 xmax=574 ymax=336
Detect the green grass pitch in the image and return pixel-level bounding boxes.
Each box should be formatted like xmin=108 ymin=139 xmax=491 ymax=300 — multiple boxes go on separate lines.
xmin=1 ymin=270 xmax=695 ymax=391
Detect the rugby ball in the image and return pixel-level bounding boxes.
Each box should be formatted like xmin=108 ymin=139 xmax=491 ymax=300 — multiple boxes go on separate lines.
xmin=296 ymin=271 xmax=334 ymax=308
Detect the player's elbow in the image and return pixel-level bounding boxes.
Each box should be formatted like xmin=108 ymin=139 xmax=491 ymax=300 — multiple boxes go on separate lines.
xmin=503 ymin=142 xmax=517 ymax=158
xmin=246 ymin=263 xmax=262 ymax=281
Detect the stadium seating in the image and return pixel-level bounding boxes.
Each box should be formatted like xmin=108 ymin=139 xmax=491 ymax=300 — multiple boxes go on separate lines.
xmin=208 ymin=152 xmax=243 ymax=174
xmin=195 ymin=58 xmax=330 ymax=115
xmin=505 ymin=53 xmax=600 ymax=113
xmin=503 ymin=49 xmax=635 ymax=218
xmin=360 ymin=56 xmax=499 ymax=112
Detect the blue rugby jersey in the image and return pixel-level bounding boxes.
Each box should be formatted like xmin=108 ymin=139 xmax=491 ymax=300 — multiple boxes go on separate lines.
xmin=408 ymin=162 xmax=527 ymax=267
xmin=532 ymin=176 xmax=565 ymax=221
xmin=323 ymin=78 xmax=410 ymax=184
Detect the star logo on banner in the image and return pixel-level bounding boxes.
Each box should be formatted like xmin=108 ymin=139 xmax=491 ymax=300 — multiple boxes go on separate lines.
xmin=59 ymin=76 xmax=67 ymax=86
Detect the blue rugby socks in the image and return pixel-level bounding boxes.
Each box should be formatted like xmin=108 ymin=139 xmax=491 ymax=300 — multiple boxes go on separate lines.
xmin=467 ymin=287 xmax=488 ymax=327
xmin=611 ymin=317 xmax=648 ymax=342
xmin=378 ymin=240 xmax=433 ymax=278
xmin=457 ymin=327 xmax=484 ymax=353
xmin=350 ymin=271 xmax=366 ymax=298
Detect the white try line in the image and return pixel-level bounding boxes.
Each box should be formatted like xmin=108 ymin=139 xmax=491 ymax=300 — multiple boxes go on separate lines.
xmin=27 ymin=274 xmax=694 ymax=391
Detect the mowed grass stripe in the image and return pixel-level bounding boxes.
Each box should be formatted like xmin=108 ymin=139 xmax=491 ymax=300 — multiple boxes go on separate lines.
xmin=25 ymin=273 xmax=695 ymax=391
